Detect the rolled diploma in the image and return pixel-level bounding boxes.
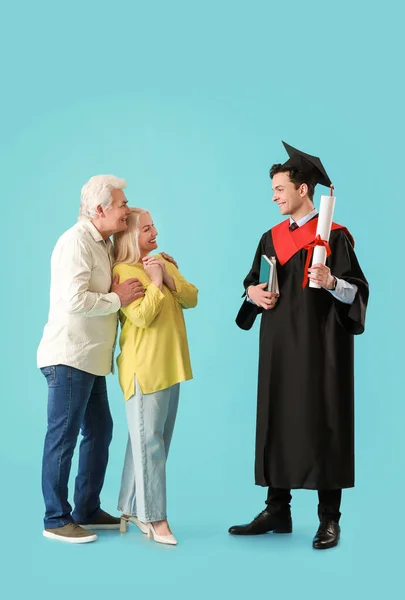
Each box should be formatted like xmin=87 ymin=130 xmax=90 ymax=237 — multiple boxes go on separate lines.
xmin=309 ymin=194 xmax=336 ymax=288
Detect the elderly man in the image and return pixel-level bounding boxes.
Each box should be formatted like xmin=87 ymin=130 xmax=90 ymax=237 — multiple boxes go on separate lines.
xmin=37 ymin=175 xmax=176 ymax=544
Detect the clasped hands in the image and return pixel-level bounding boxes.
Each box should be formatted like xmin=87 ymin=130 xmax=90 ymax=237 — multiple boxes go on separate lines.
xmin=142 ymin=253 xmax=177 ymax=291
xmin=111 ymin=252 xmax=178 ymax=304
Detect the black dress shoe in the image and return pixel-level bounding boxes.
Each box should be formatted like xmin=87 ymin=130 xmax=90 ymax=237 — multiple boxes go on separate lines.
xmin=228 ymin=509 xmax=292 ymax=535
xmin=312 ymin=519 xmax=340 ymax=549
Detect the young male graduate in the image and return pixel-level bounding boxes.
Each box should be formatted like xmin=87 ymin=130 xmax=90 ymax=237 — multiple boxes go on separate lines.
xmin=229 ymin=142 xmax=369 ymax=549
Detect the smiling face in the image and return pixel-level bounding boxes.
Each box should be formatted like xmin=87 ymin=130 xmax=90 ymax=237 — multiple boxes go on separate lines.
xmin=97 ymin=188 xmax=131 ymax=234
xmin=138 ymin=212 xmax=158 ymax=256
xmin=272 ymin=171 xmax=307 ymax=217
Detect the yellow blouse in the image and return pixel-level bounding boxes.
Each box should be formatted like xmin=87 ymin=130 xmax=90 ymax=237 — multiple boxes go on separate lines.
xmin=113 ymin=255 xmax=198 ymax=400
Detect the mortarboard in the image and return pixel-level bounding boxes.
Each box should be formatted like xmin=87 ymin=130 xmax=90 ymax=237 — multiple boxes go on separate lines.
xmin=281 ymin=141 xmax=332 ymax=188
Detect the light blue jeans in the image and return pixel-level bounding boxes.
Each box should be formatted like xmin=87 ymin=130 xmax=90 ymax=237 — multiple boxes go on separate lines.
xmin=118 ymin=378 xmax=180 ymax=522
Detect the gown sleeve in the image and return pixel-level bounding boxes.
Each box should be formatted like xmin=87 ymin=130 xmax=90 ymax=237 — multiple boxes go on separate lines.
xmin=235 ymin=234 xmax=265 ymax=331
xmin=327 ymin=229 xmax=369 ymax=335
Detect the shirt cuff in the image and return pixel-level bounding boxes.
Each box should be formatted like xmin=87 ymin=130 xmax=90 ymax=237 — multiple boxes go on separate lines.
xmin=328 ymin=277 xmax=358 ymax=305
xmin=147 ymin=282 xmax=165 ymax=300
xmin=246 ymin=286 xmax=256 ymax=304
xmin=107 ymin=292 xmax=121 ymax=312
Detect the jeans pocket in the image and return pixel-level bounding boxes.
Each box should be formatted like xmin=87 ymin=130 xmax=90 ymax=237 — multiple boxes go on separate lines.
xmin=40 ymin=366 xmax=56 ymax=385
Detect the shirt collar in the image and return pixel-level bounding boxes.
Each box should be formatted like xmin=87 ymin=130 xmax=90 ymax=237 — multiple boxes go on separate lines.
xmin=82 ymin=220 xmax=108 ymax=243
xmin=290 ymin=208 xmax=318 ymax=228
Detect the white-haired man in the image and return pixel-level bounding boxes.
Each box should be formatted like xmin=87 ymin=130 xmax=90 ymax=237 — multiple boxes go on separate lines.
xmin=37 ymin=175 xmax=177 ymax=544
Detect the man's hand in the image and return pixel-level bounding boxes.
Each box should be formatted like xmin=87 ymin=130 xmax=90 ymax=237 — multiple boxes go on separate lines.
xmin=308 ymin=264 xmax=336 ymax=290
xmin=161 ymin=252 xmax=178 ymax=269
xmin=248 ymin=283 xmax=280 ymax=310
xmin=111 ymin=274 xmax=144 ymax=307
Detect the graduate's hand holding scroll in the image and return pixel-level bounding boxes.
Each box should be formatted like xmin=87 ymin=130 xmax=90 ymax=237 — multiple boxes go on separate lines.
xmin=248 ymin=283 xmax=279 ymax=310
xmin=308 ymin=263 xmax=336 ymax=290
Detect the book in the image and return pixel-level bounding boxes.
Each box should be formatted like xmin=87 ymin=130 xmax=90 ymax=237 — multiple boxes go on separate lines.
xmin=259 ymin=255 xmax=279 ymax=294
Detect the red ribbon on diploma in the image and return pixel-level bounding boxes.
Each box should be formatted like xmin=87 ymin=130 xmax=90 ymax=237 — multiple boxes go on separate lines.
xmin=302 ymin=235 xmax=332 ymax=289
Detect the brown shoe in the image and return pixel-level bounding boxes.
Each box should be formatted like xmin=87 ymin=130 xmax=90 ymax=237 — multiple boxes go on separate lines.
xmin=43 ymin=523 xmax=97 ymax=544
xmin=79 ymin=509 xmax=121 ymax=530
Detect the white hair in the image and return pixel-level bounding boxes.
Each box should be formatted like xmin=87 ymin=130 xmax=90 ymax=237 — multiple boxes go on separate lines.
xmin=79 ymin=175 xmax=127 ymax=220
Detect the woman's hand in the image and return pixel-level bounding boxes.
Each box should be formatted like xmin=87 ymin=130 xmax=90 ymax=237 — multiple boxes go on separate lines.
xmin=143 ymin=257 xmax=164 ymax=289
xmin=143 ymin=256 xmax=176 ymax=292
xmin=143 ymin=256 xmax=166 ymax=273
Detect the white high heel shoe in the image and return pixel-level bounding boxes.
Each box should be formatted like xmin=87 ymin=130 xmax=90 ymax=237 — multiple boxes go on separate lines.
xmin=147 ymin=522 xmax=178 ymax=546
xmin=120 ymin=515 xmax=149 ymax=535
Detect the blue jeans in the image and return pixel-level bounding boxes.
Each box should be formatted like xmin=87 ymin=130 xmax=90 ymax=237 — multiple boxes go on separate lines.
xmin=41 ymin=365 xmax=113 ymax=529
xmin=118 ymin=378 xmax=179 ymax=522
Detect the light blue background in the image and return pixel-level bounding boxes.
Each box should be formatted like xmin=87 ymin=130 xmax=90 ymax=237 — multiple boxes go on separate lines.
xmin=1 ymin=1 xmax=403 ymax=598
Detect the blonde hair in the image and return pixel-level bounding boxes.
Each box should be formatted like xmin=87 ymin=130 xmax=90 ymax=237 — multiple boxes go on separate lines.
xmin=113 ymin=207 xmax=149 ymax=266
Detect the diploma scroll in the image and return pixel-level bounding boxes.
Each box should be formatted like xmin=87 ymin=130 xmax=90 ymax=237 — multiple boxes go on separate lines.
xmin=309 ymin=194 xmax=336 ymax=288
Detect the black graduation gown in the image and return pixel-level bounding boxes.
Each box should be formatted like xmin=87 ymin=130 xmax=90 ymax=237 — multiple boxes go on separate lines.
xmin=236 ymin=223 xmax=369 ymax=490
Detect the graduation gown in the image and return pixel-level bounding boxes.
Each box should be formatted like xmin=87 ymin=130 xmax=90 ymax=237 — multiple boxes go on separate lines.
xmin=236 ymin=218 xmax=369 ymax=490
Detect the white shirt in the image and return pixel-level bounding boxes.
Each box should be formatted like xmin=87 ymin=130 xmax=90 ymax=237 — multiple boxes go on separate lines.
xmin=291 ymin=209 xmax=357 ymax=305
xmin=37 ymin=220 xmax=121 ymax=376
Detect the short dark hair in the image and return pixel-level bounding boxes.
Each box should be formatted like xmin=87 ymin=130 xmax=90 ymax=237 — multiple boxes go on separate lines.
xmin=269 ymin=163 xmax=316 ymax=201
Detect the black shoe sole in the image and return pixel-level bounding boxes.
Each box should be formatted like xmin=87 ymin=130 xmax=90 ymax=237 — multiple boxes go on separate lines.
xmin=228 ymin=527 xmax=293 ymax=536
xmin=312 ymin=539 xmax=339 ymax=550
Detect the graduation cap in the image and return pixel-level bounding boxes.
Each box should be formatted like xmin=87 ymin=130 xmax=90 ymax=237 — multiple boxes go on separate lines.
xmin=281 ymin=141 xmax=332 ymax=189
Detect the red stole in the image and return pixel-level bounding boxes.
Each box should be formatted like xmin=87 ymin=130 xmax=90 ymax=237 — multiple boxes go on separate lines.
xmin=271 ymin=217 xmax=354 ymax=266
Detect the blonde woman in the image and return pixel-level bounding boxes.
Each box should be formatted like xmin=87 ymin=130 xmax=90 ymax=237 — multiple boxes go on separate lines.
xmin=113 ymin=208 xmax=198 ymax=545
